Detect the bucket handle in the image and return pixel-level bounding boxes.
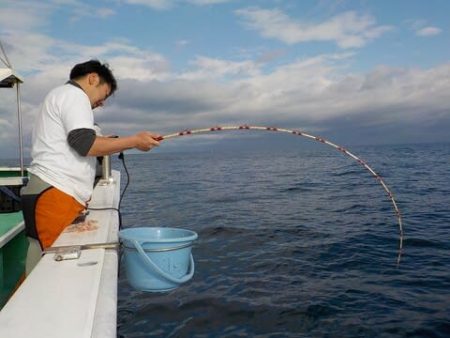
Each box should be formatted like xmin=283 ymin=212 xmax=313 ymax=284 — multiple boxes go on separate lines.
xmin=132 ymin=240 xmax=195 ymax=285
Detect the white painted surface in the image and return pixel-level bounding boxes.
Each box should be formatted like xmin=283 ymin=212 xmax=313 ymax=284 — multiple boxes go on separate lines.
xmin=91 ymin=250 xmax=118 ymax=338
xmin=0 ymin=68 xmax=23 ymax=84
xmin=0 ymin=176 xmax=24 ymax=185
xmin=0 ymin=170 xmax=121 ymax=338
xmin=0 ymin=221 xmax=24 ymax=248
xmin=0 ymin=250 xmax=104 ymax=338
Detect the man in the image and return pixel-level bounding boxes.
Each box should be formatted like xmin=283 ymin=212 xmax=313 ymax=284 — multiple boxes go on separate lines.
xmin=22 ymin=60 xmax=160 ymax=274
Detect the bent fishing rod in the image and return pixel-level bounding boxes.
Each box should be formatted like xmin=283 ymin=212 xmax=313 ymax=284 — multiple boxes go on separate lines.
xmin=152 ymin=125 xmax=404 ymax=264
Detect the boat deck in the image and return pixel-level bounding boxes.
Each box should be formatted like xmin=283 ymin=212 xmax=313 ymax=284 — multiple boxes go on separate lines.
xmin=0 ymin=170 xmax=120 ymax=338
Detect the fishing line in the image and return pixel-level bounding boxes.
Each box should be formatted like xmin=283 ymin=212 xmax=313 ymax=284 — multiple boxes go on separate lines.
xmin=158 ymin=125 xmax=404 ymax=264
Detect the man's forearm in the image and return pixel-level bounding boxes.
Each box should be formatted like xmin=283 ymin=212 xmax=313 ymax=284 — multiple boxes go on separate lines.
xmin=87 ymin=131 xmax=161 ymax=156
xmin=87 ymin=135 xmax=138 ymax=156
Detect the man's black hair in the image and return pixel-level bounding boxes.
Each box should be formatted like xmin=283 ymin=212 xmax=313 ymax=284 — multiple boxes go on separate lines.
xmin=70 ymin=60 xmax=117 ymax=95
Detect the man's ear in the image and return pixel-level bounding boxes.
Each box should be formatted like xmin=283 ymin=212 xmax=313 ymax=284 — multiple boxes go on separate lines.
xmin=88 ymin=73 xmax=100 ymax=86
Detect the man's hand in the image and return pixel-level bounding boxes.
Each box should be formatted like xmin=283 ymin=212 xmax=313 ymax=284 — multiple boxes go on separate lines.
xmin=133 ymin=131 xmax=162 ymax=151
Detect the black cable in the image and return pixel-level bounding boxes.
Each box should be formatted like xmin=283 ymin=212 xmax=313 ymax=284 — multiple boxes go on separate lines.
xmin=118 ymin=151 xmax=130 ymax=214
xmin=116 ymin=151 xmax=128 ymax=276
xmin=85 ymin=152 xmax=129 ymax=278
xmin=87 ymin=151 xmax=129 ymax=230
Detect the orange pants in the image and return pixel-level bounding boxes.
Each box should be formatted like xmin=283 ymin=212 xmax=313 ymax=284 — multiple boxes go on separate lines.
xmin=35 ymin=187 xmax=85 ymax=249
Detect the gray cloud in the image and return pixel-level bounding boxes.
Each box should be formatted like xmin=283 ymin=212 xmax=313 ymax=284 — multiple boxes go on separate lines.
xmin=115 ymin=79 xmax=235 ymax=113
xmin=2 ymin=45 xmax=450 ymax=158
xmin=1 ymin=2 xmax=449 ymax=159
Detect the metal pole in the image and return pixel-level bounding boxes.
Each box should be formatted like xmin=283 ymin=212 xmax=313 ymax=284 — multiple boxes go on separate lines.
xmin=102 ymin=155 xmax=112 ymax=181
xmin=16 ymin=82 xmax=24 ymax=177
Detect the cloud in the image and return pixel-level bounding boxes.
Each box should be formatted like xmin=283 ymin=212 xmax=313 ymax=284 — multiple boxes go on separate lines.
xmin=123 ymin=0 xmax=232 ymax=10
xmin=0 ymin=0 xmax=115 ymax=30
xmin=69 ymin=6 xmax=116 ymax=20
xmin=125 ymin=0 xmax=173 ymax=10
xmin=94 ymin=51 xmax=450 ymax=141
xmin=187 ymin=0 xmax=231 ymax=4
xmin=0 ymin=1 xmax=53 ymax=33
xmin=97 ymin=8 xmax=116 ymax=18
xmin=74 ymin=42 xmax=172 ymax=81
xmin=175 ymin=39 xmax=190 ymax=48
xmin=407 ymin=19 xmax=443 ymax=37
xmin=416 ymin=26 xmax=442 ymax=37
xmin=2 ymin=33 xmax=450 ymax=158
xmin=1 ymin=1 xmax=450 ymax=158
xmin=179 ymin=56 xmax=261 ymax=80
xmin=235 ymin=8 xmax=392 ymax=48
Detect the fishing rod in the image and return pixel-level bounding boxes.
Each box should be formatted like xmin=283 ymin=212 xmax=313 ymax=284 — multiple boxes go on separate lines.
xmin=156 ymin=125 xmax=403 ymax=264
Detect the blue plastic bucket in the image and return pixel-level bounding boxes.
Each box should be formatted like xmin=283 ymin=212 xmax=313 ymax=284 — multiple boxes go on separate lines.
xmin=119 ymin=227 xmax=198 ymax=292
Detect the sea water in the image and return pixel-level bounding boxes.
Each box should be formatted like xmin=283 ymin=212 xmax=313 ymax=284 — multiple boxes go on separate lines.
xmin=114 ymin=141 xmax=449 ymax=337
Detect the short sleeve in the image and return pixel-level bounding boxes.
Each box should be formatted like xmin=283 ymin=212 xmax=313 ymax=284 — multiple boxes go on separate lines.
xmin=60 ymin=87 xmax=94 ymax=133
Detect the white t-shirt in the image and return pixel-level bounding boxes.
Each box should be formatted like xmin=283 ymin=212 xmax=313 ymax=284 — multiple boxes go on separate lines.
xmin=28 ymin=83 xmax=96 ymax=205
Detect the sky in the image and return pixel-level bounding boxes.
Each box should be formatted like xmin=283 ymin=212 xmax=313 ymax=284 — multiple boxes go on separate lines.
xmin=0 ymin=0 xmax=449 ymax=158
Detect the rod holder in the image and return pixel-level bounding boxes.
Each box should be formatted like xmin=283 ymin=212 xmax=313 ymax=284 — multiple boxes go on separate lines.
xmin=98 ymin=155 xmax=114 ymax=185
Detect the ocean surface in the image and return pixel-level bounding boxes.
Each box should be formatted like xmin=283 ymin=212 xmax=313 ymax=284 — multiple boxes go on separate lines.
xmin=112 ymin=140 xmax=450 ymax=338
